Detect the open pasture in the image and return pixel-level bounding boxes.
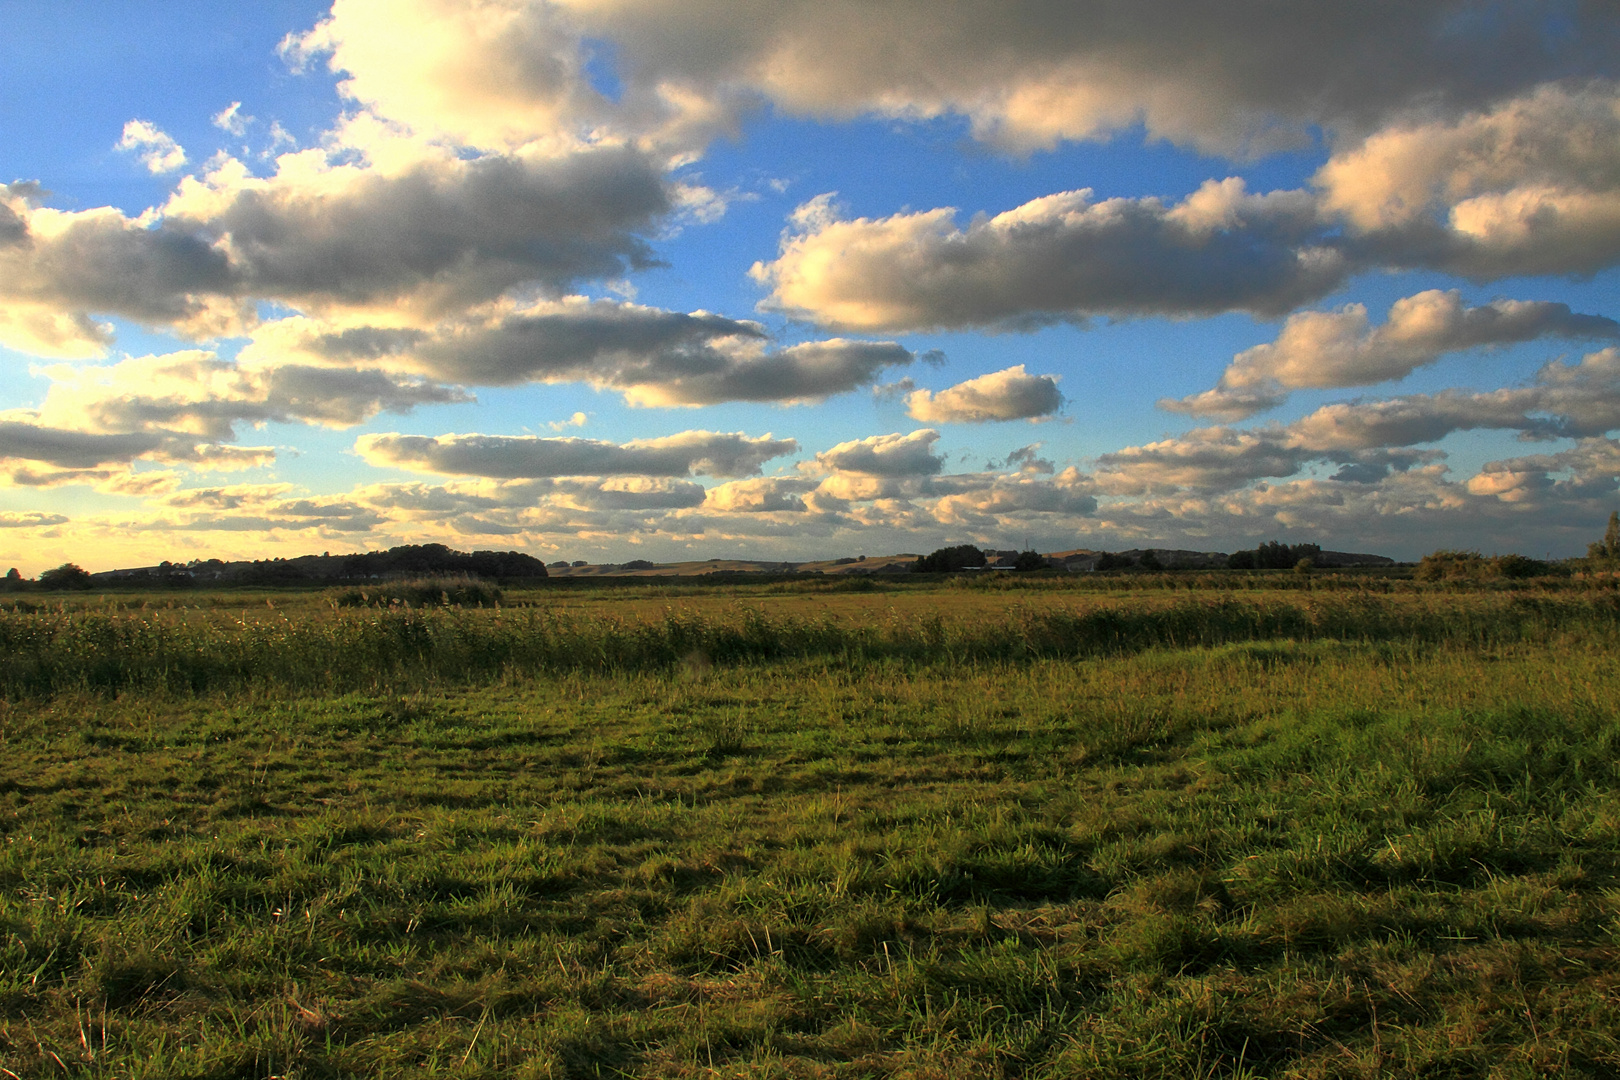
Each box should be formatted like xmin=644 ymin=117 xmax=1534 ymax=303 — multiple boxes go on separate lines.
xmin=3 ymin=577 xmax=1620 ymax=1077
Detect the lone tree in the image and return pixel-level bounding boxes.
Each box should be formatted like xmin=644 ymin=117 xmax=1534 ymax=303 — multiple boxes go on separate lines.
xmin=38 ymin=563 xmax=92 ymax=590
xmin=1590 ymin=512 xmax=1620 ymax=563
xmin=912 ymin=545 xmax=987 ymax=573
xmin=1013 ymin=549 xmax=1047 ymax=571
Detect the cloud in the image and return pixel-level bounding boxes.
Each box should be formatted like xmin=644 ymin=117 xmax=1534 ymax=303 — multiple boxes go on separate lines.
xmin=161 ymin=139 xmax=671 ymax=315
xmin=703 ymin=476 xmax=817 ymax=513
xmin=1319 ymin=84 xmax=1620 ymax=278
xmin=117 ymin=121 xmax=187 ymax=174
xmin=0 ymin=183 xmax=241 ymax=354
xmin=1106 ymin=347 xmax=1620 ymax=495
xmin=356 ymin=429 xmax=798 ymax=478
xmin=809 ymin=429 xmax=942 ymax=477
xmin=32 ymin=350 xmax=468 ymax=441
xmin=751 ymin=85 xmax=1620 ymax=338
xmin=1002 ymin=444 xmax=1054 ymax=474
xmin=0 ymin=420 xmax=164 ymax=469
xmin=245 ymin=298 xmax=918 ymax=405
xmin=906 ymin=365 xmax=1062 ymax=423
xmin=0 ymin=511 xmax=70 ymax=528
xmin=930 ymin=467 xmax=1097 ymax=527
xmin=286 ymin=1 xmax=1620 ymax=158
xmin=212 ymin=102 xmax=254 ymax=135
xmin=1465 ymin=439 xmax=1620 ymax=505
xmin=0 ymin=133 xmax=673 ymax=356
xmin=1163 ymin=289 xmax=1620 ymax=419
xmin=752 ymin=182 xmax=1343 ymax=332
xmin=282 ymin=0 xmax=615 ymax=153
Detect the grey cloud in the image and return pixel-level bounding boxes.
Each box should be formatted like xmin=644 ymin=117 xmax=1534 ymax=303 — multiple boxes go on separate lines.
xmin=1159 ymin=385 xmax=1289 ymax=423
xmin=1106 ymin=347 xmax=1620 ymax=495
xmin=754 ymin=182 xmax=1346 ymax=333
xmin=374 ymin=0 xmax=1620 ymax=156
xmin=284 ymin=301 xmax=917 ymax=406
xmin=182 ymin=147 xmax=670 ymax=311
xmin=1320 ymin=85 xmax=1620 ymax=279
xmin=0 ymin=145 xmax=673 ymax=352
xmin=1164 ymin=290 xmax=1620 ymax=420
xmin=704 ymin=477 xmax=817 ymax=513
xmin=811 ymin=429 xmax=943 ymax=477
xmin=164 ymin=484 xmax=294 ymax=511
xmin=642 ymin=339 xmax=916 ymax=407
xmin=0 ymin=201 xmax=26 ymax=247
xmin=0 ymin=511 xmax=69 ymax=528
xmin=1095 ymin=427 xmax=1309 ymax=494
xmin=906 ymin=365 xmax=1062 ymax=423
xmin=74 ymin=362 xmax=470 ymax=441
xmin=356 ymin=429 xmax=798 ymax=478
xmin=355 ymin=483 xmax=518 ymax=515
xmin=1466 ymin=439 xmax=1620 ymax=505
xmin=384 ymin=303 xmax=766 ymax=386
xmin=0 ymin=207 xmax=238 ymax=331
xmin=1002 ymin=445 xmax=1055 ymax=474
xmin=0 ymin=421 xmax=163 ymax=468
xmin=931 ymin=470 xmax=1098 ymax=526
xmin=551 ymin=478 xmax=707 ymax=511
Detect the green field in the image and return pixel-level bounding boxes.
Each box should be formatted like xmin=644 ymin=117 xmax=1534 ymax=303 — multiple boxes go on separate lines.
xmin=4 ymin=575 xmax=1620 ymax=1077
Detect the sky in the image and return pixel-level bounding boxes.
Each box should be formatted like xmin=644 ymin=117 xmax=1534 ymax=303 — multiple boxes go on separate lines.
xmin=3 ymin=1 xmax=1620 ymax=574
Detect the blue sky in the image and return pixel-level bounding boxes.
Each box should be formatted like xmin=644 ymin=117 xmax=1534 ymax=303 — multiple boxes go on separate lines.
xmin=3 ymin=1 xmax=1620 ymax=573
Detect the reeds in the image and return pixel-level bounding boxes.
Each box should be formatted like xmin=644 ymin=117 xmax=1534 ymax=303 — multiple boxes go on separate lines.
xmin=1 ymin=589 xmax=1614 ymax=699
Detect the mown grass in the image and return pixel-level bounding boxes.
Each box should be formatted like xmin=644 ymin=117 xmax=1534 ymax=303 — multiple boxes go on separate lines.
xmin=3 ymin=583 xmax=1620 ymax=1077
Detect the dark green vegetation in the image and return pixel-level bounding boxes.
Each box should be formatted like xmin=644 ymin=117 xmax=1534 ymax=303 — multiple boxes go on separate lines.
xmin=912 ymin=545 xmax=990 ymax=573
xmin=4 ymin=579 xmax=1620 ymax=1077
xmin=1227 ymin=542 xmax=1322 ymax=571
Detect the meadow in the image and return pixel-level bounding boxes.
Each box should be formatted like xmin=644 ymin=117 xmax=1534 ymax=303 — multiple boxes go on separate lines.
xmin=3 ymin=573 xmax=1620 ymax=1077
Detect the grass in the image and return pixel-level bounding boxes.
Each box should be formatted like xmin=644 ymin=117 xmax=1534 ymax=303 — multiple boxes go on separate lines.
xmin=2 ymin=579 xmax=1619 ymax=1077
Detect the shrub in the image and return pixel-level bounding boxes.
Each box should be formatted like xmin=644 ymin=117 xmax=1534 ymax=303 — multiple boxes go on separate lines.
xmin=1416 ymin=550 xmax=1552 ymax=582
xmin=327 ymin=576 xmax=503 ymax=608
xmin=38 ymin=563 xmax=92 ymax=590
xmin=1493 ymin=553 xmax=1548 ymax=579
xmin=1013 ymin=549 xmax=1047 ymax=571
xmin=913 ymin=545 xmax=987 ymax=573
xmin=1415 ymin=550 xmax=1489 ymax=581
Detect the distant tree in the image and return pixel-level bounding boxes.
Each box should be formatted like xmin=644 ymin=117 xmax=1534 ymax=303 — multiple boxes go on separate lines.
xmin=1138 ymin=549 xmax=1163 ymax=572
xmin=912 ymin=545 xmax=987 ymax=573
xmin=1094 ymin=552 xmax=1128 ymax=572
xmin=1294 ymin=557 xmax=1314 ymax=574
xmin=1 ymin=568 xmax=21 ymax=591
xmin=1589 ymin=511 xmax=1620 ymax=563
xmin=38 ymin=563 xmax=92 ymax=590
xmin=1230 ymin=540 xmax=1321 ymax=570
xmin=1013 ymin=549 xmax=1046 ymax=571
xmin=1493 ymin=553 xmax=1548 ymax=579
xmin=1418 ymin=549 xmax=1553 ymax=581
xmin=1415 ymin=550 xmax=1488 ymax=581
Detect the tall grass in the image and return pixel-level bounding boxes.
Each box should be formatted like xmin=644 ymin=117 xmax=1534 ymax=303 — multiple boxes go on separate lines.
xmin=6 ymin=582 xmax=1620 ymax=1076
xmin=0 ymin=589 xmax=1615 ymax=699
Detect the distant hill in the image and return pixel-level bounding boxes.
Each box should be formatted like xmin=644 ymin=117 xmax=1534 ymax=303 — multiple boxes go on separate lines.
xmin=92 ymin=544 xmax=549 ymax=586
xmin=85 ymin=541 xmax=1396 ymax=585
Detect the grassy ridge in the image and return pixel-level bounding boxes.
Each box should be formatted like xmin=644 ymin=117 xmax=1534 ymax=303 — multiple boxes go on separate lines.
xmin=0 ymin=590 xmax=1614 ymax=699
xmin=3 ymin=584 xmax=1620 ymax=1077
